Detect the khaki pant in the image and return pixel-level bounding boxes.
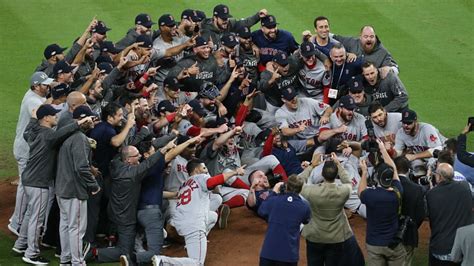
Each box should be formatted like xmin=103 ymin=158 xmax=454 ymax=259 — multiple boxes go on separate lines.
xmin=366 ymin=243 xmax=406 ymax=266
xmin=403 ymin=245 xmax=415 ymax=266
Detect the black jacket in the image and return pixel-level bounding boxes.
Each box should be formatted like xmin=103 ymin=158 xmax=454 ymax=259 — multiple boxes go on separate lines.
xmin=457 ymin=134 xmax=474 ymax=167
xmin=399 ymin=175 xmax=426 ymax=247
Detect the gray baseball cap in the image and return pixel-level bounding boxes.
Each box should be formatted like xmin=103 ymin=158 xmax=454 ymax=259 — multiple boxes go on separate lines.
xmin=30 ymin=71 xmax=54 ymax=86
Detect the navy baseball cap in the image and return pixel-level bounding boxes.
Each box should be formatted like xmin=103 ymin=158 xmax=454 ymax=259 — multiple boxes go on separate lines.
xmin=281 ymin=87 xmax=298 ymax=101
xmin=401 ymin=109 xmax=417 ymax=123
xmin=136 ymin=35 xmax=153 ymax=48
xmin=159 ymin=14 xmax=176 ymax=27
xmin=176 ymin=134 xmax=191 ymax=145
xmin=36 ymin=104 xmax=60 ymax=120
xmin=188 ymin=99 xmax=206 ymax=117
xmin=339 ymin=95 xmax=357 ymax=110
xmin=181 ymin=9 xmax=199 ymax=22
xmin=194 ymin=36 xmax=208 ymax=48
xmin=195 ymin=10 xmax=206 ymax=21
xmin=44 ymin=44 xmax=67 ymax=59
xmin=236 ymin=26 xmax=251 ymax=39
xmin=272 ymin=51 xmax=289 ymax=66
xmin=261 ymin=15 xmax=278 ymax=28
xmin=100 ymin=41 xmax=122 ymax=54
xmin=98 ymin=62 xmax=113 ymax=74
xmin=375 ymin=163 xmax=394 ymax=188
xmin=73 ymin=105 xmax=95 ymax=119
xmin=221 ymin=33 xmax=238 ymax=48
xmin=199 ymin=82 xmax=220 ymax=99
xmin=135 ymin=13 xmax=155 ymax=28
xmin=213 ymin=4 xmax=232 ymax=19
xmin=157 ymin=100 xmax=176 ymax=114
xmin=95 ymin=55 xmax=113 ymax=65
xmin=300 ymin=41 xmax=317 ymax=58
xmin=53 ymin=60 xmax=75 ymax=76
xmin=348 ymin=76 xmax=365 ymax=93
xmin=92 ymin=21 xmax=111 ymax=35
xmin=51 ymin=83 xmax=71 ymax=99
xmin=30 ymin=71 xmax=54 ymax=86
xmin=164 ymin=76 xmax=183 ymax=91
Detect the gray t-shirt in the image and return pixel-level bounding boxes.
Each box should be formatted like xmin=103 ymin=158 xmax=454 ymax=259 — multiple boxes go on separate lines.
xmin=14 ymin=89 xmax=46 ymax=159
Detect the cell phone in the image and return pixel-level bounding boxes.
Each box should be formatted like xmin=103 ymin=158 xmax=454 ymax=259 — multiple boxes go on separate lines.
xmin=468 ymin=117 xmax=474 ymax=131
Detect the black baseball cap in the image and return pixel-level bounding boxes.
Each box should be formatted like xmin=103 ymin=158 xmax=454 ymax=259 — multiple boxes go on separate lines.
xmin=98 ymin=62 xmax=113 ymax=74
xmin=51 ymin=83 xmax=71 ymax=99
xmin=194 ymin=36 xmax=208 ymax=48
xmin=221 ymin=33 xmax=238 ymax=48
xmin=100 ymin=41 xmax=122 ymax=54
xmin=53 ymin=60 xmax=75 ymax=76
xmin=348 ymin=76 xmax=364 ymax=93
xmin=281 ymin=87 xmax=298 ymax=101
xmin=135 ymin=13 xmax=155 ymax=28
xmin=181 ymin=9 xmax=199 ymax=22
xmin=159 ymin=14 xmax=176 ymax=27
xmin=157 ymin=100 xmax=177 ymax=114
xmin=36 ymin=104 xmax=61 ymax=120
xmin=92 ymin=21 xmax=111 ymax=35
xmin=163 ymin=76 xmax=183 ymax=91
xmin=401 ymin=109 xmax=417 ymax=123
xmin=300 ymin=41 xmax=317 ymax=58
xmin=375 ymin=163 xmax=394 ymax=188
xmin=236 ymin=26 xmax=251 ymax=39
xmin=73 ymin=105 xmax=95 ymax=119
xmin=176 ymin=134 xmax=190 ymax=145
xmin=199 ymin=82 xmax=220 ymax=99
xmin=213 ymin=4 xmax=232 ymax=19
xmin=44 ymin=44 xmax=67 ymax=59
xmin=261 ymin=15 xmax=278 ymax=28
xmin=272 ymin=51 xmax=289 ymax=66
xmin=339 ymin=95 xmax=357 ymax=110
xmin=136 ymin=35 xmax=153 ymax=48
xmin=188 ymin=99 xmax=206 ymax=117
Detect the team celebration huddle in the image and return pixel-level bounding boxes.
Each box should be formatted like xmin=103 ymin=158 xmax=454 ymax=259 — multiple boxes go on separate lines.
xmin=7 ymin=2 xmax=474 ymax=266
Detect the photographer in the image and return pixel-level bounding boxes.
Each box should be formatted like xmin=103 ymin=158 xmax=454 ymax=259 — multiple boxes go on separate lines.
xmin=301 ymin=153 xmax=360 ymax=266
xmin=457 ymin=122 xmax=474 ymax=167
xmin=258 ymin=175 xmax=311 ymax=266
xmin=358 ymin=139 xmax=406 ymax=265
xmin=394 ymin=156 xmax=427 ymax=266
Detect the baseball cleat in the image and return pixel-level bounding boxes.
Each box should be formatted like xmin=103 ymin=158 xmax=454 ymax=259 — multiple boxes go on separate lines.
xmin=119 ymin=255 xmax=129 ymax=266
xmin=7 ymin=223 xmax=20 ymax=236
xmin=12 ymin=246 xmax=26 ymax=255
xmin=218 ymin=204 xmax=231 ymax=229
xmin=22 ymin=256 xmax=50 ymax=265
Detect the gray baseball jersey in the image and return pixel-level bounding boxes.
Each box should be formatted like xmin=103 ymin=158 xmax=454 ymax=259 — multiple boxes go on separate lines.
xmin=155 ymin=88 xmax=196 ymax=107
xmin=241 ymin=121 xmax=263 ymax=150
xmin=172 ymin=174 xmax=214 ymax=235
xmin=276 ymin=98 xmax=329 ymax=140
xmin=164 ymin=155 xmax=190 ymax=192
xmin=394 ymin=122 xmax=445 ymax=154
xmin=152 ymin=35 xmax=190 ymax=84
xmin=297 ymin=57 xmax=329 ymax=100
xmin=373 ymin=112 xmax=402 ymax=143
xmin=200 ymin=140 xmax=242 ymax=177
xmin=319 ymin=110 xmax=368 ymax=141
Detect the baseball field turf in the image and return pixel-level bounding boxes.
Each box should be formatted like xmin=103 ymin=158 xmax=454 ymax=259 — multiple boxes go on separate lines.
xmin=0 ymin=0 xmax=472 ymax=265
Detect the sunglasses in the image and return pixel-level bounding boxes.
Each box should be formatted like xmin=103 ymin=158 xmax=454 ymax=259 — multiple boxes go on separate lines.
xmin=402 ymin=121 xmax=414 ymax=125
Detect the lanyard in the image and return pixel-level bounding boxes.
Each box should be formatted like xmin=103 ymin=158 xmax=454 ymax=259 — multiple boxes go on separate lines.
xmin=331 ymin=62 xmax=345 ymax=90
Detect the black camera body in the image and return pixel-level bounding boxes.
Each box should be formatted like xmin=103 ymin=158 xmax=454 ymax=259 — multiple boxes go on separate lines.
xmin=389 ymin=215 xmax=413 ymax=249
xmin=362 ymin=120 xmax=379 ymax=153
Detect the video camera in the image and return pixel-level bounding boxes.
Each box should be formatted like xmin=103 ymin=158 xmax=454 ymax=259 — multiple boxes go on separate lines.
xmin=361 ymin=120 xmax=379 ymax=153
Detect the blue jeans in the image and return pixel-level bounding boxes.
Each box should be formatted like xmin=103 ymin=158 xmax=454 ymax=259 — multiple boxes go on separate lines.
xmin=306 ymin=240 xmax=343 ymax=266
xmin=136 ymin=207 xmax=164 ymax=263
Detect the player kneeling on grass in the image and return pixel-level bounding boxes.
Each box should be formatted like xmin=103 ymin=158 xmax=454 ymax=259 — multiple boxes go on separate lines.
xmin=152 ymin=159 xmax=245 ymax=266
xmin=258 ymin=175 xmax=311 ymax=266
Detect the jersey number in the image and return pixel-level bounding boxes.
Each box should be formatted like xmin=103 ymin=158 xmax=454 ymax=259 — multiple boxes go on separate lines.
xmin=178 ymin=189 xmax=192 ymax=206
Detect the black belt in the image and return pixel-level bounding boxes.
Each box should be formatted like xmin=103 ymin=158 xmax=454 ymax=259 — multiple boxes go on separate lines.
xmin=137 ymin=204 xmax=161 ymax=210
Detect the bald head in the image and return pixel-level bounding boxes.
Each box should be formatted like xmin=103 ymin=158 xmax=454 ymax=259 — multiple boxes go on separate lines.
xmin=67 ymin=91 xmax=87 ymax=112
xmin=436 ymin=163 xmax=454 ymax=183
xmin=121 ymin=146 xmax=135 ymax=160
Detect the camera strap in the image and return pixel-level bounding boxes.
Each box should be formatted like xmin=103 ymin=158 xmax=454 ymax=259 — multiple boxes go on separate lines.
xmin=392 ymin=186 xmax=402 ymax=216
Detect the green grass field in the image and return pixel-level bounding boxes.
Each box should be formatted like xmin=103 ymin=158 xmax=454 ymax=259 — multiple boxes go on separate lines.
xmin=0 ymin=0 xmax=473 ymax=265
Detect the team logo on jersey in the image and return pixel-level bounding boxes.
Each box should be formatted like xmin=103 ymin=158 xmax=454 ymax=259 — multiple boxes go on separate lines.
xmin=429 ymin=134 xmax=437 ymax=142
xmin=318 ymin=102 xmax=325 ymax=109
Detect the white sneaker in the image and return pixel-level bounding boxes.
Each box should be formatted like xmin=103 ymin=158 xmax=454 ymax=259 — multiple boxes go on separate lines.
xmin=151 ymin=255 xmax=162 ymax=266
xmin=22 ymin=256 xmax=50 ymax=265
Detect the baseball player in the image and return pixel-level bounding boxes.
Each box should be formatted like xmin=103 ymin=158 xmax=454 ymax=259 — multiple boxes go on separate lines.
xmin=369 ymin=102 xmax=402 ymax=155
xmin=394 ymin=109 xmax=446 ymax=164
xmin=152 ymin=159 xmax=245 ymax=266
xmin=318 ymin=95 xmax=368 ymax=145
xmin=275 ymin=86 xmax=332 ymax=151
xmin=9 ymin=72 xmax=52 ymax=237
xmin=296 ymin=41 xmax=331 ymax=102
xmin=55 ymin=105 xmax=100 ymax=265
